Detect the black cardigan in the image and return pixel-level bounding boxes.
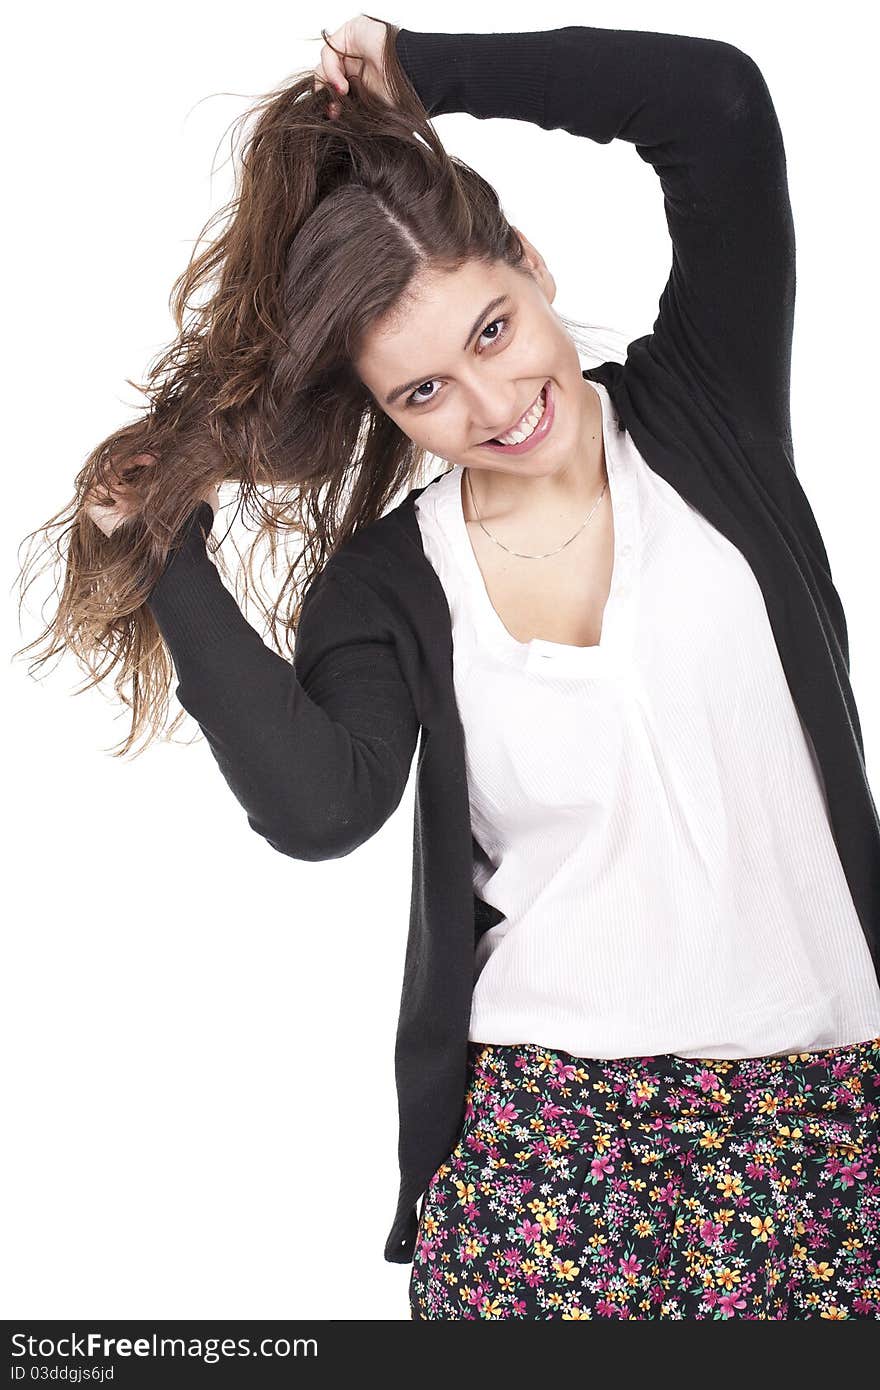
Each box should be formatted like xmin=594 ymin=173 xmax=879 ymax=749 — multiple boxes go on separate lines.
xmin=146 ymin=25 xmax=880 ymax=1264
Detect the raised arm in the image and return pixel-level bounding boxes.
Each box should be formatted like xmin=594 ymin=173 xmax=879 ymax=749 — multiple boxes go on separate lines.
xmin=395 ymin=25 xmax=795 ymax=445
xmin=146 ymin=503 xmax=420 ymax=861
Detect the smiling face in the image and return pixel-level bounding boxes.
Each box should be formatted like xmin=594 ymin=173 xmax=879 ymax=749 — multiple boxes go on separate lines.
xmin=354 ymin=232 xmax=599 ymax=490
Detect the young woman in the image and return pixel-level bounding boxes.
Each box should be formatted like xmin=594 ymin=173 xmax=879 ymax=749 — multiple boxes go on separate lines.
xmin=17 ymin=15 xmax=880 ymax=1319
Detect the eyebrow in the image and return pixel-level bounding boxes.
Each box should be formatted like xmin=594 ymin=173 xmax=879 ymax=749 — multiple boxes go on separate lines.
xmin=384 ymin=294 xmax=511 ymax=406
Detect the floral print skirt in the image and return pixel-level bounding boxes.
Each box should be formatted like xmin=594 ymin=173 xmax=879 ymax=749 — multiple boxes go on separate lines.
xmin=409 ymin=1036 xmax=880 ymax=1319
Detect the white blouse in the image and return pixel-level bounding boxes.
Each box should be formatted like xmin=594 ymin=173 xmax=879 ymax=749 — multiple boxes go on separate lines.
xmin=413 ymin=378 xmax=880 ymax=1060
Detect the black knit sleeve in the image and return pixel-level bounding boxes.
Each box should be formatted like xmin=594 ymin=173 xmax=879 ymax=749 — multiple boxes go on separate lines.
xmin=396 ymin=25 xmax=796 ymax=443
xmin=145 ymin=503 xmax=420 ymax=860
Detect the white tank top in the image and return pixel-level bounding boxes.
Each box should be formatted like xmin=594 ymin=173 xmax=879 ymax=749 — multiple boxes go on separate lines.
xmin=413 ymin=379 xmax=880 ymax=1059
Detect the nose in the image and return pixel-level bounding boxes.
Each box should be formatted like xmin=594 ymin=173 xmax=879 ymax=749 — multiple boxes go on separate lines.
xmin=468 ymin=383 xmax=522 ymax=443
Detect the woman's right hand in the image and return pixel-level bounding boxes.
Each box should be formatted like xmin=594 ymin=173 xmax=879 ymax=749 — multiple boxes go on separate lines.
xmin=84 ymin=458 xmax=220 ymax=539
xmin=312 ymin=14 xmax=394 ymax=117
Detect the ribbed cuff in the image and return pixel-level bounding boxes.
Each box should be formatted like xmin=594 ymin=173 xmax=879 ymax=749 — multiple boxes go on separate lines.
xmin=145 ymin=502 xmax=256 ymax=653
xmin=395 ymin=28 xmax=551 ymax=128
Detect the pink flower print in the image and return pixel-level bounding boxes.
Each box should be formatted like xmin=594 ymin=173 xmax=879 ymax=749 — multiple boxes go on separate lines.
xmin=620 ymin=1254 xmax=643 ymax=1278
xmin=494 ymin=1101 xmax=519 ymax=1126
xmin=656 ymin=1181 xmax=681 ymax=1206
xmin=553 ymin=1060 xmax=578 ymax=1084
xmin=699 ymin=1218 xmax=723 ymax=1246
xmin=590 ymin=1155 xmax=615 ymax=1182
xmin=695 ymin=1069 xmax=721 ymax=1093
xmin=540 ymin=1102 xmax=567 ymax=1123
xmin=854 ymin=1296 xmax=880 ymax=1316
xmin=834 ymin=1167 xmax=861 ymax=1189
xmin=717 ymin=1290 xmax=748 ymax=1317
xmin=517 ymin=1218 xmax=543 ymax=1243
xmin=596 ymin=1299 xmax=619 ymax=1318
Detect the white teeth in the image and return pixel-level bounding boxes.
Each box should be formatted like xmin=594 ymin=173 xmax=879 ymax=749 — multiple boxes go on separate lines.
xmin=495 ymin=388 xmax=546 ymax=445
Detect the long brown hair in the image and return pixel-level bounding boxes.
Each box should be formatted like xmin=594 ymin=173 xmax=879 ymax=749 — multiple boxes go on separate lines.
xmin=14 ymin=20 xmax=622 ymax=758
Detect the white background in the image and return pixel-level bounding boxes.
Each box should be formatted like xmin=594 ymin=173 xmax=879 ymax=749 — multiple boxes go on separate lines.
xmin=4 ymin=1 xmax=878 ymax=1320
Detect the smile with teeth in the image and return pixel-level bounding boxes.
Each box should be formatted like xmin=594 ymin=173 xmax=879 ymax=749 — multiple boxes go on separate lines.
xmin=490 ymin=386 xmax=547 ymax=445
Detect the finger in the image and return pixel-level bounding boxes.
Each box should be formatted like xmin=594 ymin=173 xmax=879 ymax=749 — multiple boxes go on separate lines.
xmin=320 ymin=42 xmax=349 ymax=92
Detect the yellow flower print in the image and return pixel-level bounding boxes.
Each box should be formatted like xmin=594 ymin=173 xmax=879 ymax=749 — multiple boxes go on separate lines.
xmin=527 ymin=1198 xmax=547 ymax=1214
xmin=776 ymin=1124 xmax=803 ymax=1142
xmin=463 ymin=1237 xmax=484 ymax=1259
xmin=634 ymin=1080 xmax=657 ymax=1101
xmin=549 ymin=1133 xmax=571 ymax=1153
xmin=750 ymin=1215 xmax=775 ymax=1242
xmin=699 ymin=1129 xmax=723 ymax=1150
xmin=454 ymin=1180 xmax=476 ymax=1205
xmin=717 ymin=1172 xmax=744 ymax=1197
xmin=538 ymin=1210 xmax=559 ymax=1234
xmin=634 ymin=1219 xmax=654 ymax=1237
xmin=793 ymin=1244 xmax=807 ymax=1261
xmin=820 ymin=1306 xmax=848 ymax=1319
xmin=712 ymin=1088 xmax=732 ymax=1105
xmin=479 ymin=1297 xmax=503 ymax=1319
xmin=562 ymin=1305 xmax=591 ymax=1318
xmin=595 ymin=1131 xmax=613 ymax=1153
xmin=535 ymin=1239 xmax=554 ymax=1259
xmin=716 ymin=1268 xmax=741 ymax=1291
xmin=522 ymin=1259 xmax=538 ymax=1277
xmin=553 ymin=1259 xmax=581 ymax=1282
xmin=757 ymin=1092 xmax=779 ymax=1116
xmin=843 ymin=1238 xmax=864 ymax=1253
xmin=808 ymin=1262 xmax=835 ymax=1283
xmin=548 ymin=1291 xmax=563 ymax=1307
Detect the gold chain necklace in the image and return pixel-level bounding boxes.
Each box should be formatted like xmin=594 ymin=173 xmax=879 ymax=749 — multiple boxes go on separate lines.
xmin=464 ymin=466 xmax=608 ymax=560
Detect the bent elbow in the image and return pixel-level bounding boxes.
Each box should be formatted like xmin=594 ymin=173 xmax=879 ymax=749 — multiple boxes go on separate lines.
xmin=249 ymin=805 xmax=393 ymax=863
xmin=710 ymin=43 xmax=778 ymax=128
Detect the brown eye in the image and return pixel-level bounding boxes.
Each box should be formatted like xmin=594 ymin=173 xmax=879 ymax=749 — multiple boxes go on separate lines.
xmin=404 ymin=316 xmax=512 ymax=409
